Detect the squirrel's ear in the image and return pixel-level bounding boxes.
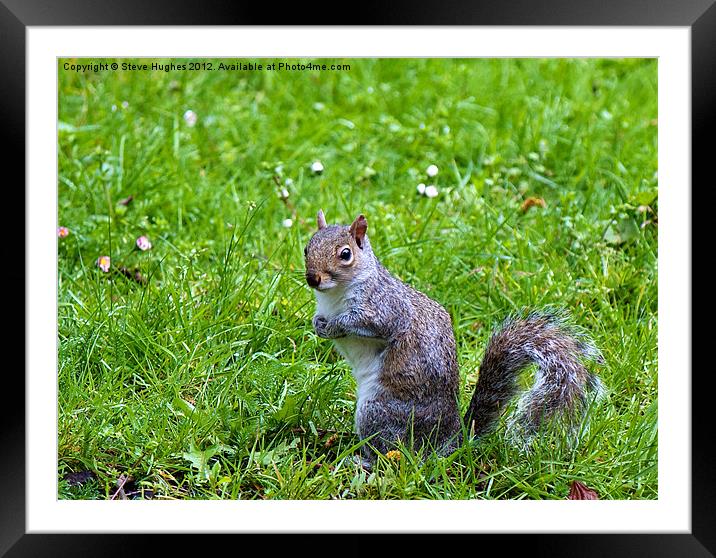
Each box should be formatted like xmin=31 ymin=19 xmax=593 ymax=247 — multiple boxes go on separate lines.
xmin=317 ymin=209 xmax=327 ymax=230
xmin=349 ymin=214 xmax=368 ymax=249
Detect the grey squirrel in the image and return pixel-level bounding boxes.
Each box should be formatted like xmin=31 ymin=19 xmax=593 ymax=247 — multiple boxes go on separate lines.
xmin=304 ymin=210 xmax=605 ymax=466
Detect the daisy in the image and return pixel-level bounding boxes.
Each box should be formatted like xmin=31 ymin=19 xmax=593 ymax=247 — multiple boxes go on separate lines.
xmin=136 ymin=236 xmax=152 ymax=251
xmin=425 ymin=185 xmax=439 ymax=198
xmin=183 ymin=109 xmax=198 ymax=127
xmin=96 ymin=256 xmax=111 ymax=272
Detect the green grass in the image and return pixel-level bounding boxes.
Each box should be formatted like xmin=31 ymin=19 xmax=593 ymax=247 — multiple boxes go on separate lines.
xmin=57 ymin=57 xmax=658 ymax=500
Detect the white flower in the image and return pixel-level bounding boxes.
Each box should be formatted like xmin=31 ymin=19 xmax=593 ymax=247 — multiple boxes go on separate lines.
xmin=417 ymin=183 xmax=426 ymax=195
xmin=313 ymin=102 xmax=325 ymax=111
xmin=310 ymin=161 xmax=324 ymax=174
xmin=425 ymin=185 xmax=439 ymax=198
xmin=96 ymin=255 xmax=111 ymax=272
xmin=121 ymin=101 xmax=129 ymax=109
xmin=284 ymin=178 xmax=294 ymax=187
xmin=282 ymin=219 xmax=293 ymax=228
xmin=426 ymin=164 xmax=439 ymax=177
xmin=136 ymin=236 xmax=152 ymax=251
xmin=279 ymin=188 xmax=290 ymax=199
xmin=183 ymin=109 xmax=198 ymax=127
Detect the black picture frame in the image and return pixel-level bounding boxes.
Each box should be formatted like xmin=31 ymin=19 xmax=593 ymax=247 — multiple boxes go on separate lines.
xmin=4 ymin=1 xmax=710 ymax=556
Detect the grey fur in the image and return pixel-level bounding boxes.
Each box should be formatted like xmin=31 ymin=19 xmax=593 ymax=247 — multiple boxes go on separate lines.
xmin=305 ymin=212 xmax=604 ymax=465
xmin=464 ymin=309 xmax=605 ymax=445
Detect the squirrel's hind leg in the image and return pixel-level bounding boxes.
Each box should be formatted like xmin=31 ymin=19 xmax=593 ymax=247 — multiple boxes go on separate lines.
xmin=356 ymin=396 xmax=462 ymax=465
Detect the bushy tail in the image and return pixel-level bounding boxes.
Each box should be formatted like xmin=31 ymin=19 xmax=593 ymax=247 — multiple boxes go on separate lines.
xmin=463 ymin=310 xmax=605 ymax=441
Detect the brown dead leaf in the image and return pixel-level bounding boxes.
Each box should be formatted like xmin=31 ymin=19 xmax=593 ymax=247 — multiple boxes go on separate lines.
xmin=521 ymin=197 xmax=547 ymax=212
xmin=568 ymin=480 xmax=599 ymax=500
xmin=324 ymin=433 xmax=339 ymax=448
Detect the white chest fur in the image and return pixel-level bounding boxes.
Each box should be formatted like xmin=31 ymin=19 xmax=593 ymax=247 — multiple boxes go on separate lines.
xmin=314 ymin=287 xmax=347 ymax=318
xmin=314 ymin=289 xmax=386 ymax=405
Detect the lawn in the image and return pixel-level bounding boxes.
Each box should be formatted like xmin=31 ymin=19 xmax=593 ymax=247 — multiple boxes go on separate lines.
xmin=57 ymin=57 xmax=658 ymax=500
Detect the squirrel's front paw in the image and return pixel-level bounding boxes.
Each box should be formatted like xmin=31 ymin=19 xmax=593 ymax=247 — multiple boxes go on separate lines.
xmin=313 ymin=314 xmax=331 ymax=338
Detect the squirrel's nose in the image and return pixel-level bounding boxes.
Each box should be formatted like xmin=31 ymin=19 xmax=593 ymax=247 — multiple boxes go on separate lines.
xmin=306 ymin=271 xmax=321 ymax=288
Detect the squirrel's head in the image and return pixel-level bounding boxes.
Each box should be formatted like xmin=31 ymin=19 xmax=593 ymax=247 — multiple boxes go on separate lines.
xmin=304 ymin=210 xmax=374 ymax=291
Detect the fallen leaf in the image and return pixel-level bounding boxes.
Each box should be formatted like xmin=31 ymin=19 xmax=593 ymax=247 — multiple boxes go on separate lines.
xmin=568 ymin=480 xmax=599 ymax=500
xmin=521 ymin=197 xmax=547 ymax=212
xmin=324 ymin=433 xmax=339 ymax=448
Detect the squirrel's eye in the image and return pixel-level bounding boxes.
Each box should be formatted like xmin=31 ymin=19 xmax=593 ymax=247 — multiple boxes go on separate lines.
xmin=339 ymin=248 xmax=352 ymax=261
